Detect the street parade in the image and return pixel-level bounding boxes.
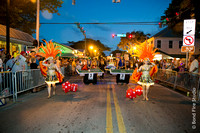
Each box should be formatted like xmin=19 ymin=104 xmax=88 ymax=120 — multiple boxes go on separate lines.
xmin=0 ymin=0 xmax=200 ymax=133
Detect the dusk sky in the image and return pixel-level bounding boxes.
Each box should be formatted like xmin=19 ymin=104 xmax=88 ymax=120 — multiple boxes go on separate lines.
xmin=36 ymin=0 xmax=172 ymax=53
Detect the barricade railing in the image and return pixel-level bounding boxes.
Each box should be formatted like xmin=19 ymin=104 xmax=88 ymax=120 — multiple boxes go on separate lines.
xmin=14 ymin=69 xmax=46 ymax=99
xmin=154 ymin=69 xmax=200 ymax=101
xmin=0 ymin=69 xmax=46 ymax=103
xmin=0 ymin=71 xmax=14 ymax=101
xmin=154 ymin=69 xmax=177 ymax=89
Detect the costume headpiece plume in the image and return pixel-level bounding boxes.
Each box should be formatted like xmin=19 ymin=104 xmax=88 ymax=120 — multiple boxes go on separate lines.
xmin=36 ymin=40 xmax=61 ymax=59
xmin=134 ymin=43 xmax=157 ymax=62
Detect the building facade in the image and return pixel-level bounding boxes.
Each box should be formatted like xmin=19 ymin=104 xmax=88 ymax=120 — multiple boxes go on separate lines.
xmin=147 ymin=28 xmax=200 ymax=58
xmin=0 ymin=24 xmax=35 ymax=55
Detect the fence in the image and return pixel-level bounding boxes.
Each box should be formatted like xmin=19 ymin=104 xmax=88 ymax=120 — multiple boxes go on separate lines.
xmin=0 ymin=67 xmax=66 ymax=103
xmin=154 ymin=69 xmax=200 ymax=101
xmin=0 ymin=69 xmax=46 ymax=102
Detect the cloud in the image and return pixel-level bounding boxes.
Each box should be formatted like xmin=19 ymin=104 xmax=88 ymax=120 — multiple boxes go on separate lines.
xmin=71 ymin=25 xmax=81 ymax=34
xmin=91 ymin=20 xmax=111 ymax=31
xmin=65 ymin=12 xmax=76 ymax=20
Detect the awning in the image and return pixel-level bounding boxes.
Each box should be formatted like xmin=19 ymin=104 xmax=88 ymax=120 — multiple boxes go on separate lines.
xmin=0 ymin=24 xmax=35 ymax=46
xmin=156 ymin=50 xmax=186 ymax=58
xmin=61 ymin=53 xmax=76 ymax=57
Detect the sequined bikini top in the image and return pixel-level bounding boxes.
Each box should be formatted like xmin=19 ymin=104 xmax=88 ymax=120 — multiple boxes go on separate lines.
xmin=48 ymin=64 xmax=56 ymax=70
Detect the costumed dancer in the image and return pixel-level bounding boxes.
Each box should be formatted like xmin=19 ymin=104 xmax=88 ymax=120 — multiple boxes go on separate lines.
xmin=133 ymin=43 xmax=158 ymax=101
xmin=37 ymin=40 xmax=64 ymax=98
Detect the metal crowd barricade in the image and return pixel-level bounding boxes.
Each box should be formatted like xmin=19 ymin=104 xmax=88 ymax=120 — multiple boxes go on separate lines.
xmin=14 ymin=69 xmax=46 ymax=100
xmin=0 ymin=69 xmax=46 ymax=102
xmin=154 ymin=69 xmax=177 ymax=89
xmin=155 ymin=69 xmax=200 ymax=101
xmin=0 ymin=71 xmax=14 ymax=101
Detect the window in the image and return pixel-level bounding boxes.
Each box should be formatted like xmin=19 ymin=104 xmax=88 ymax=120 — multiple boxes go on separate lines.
xmin=179 ymin=41 xmax=182 ymax=49
xmin=157 ymin=40 xmax=161 ymax=48
xmin=169 ymin=41 xmax=173 ymax=48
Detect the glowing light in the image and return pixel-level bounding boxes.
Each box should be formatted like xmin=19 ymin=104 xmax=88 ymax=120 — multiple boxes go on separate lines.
xmin=30 ymin=0 xmax=36 ymax=3
xmin=133 ymin=46 xmax=136 ymax=50
xmin=129 ymin=34 xmax=133 ymax=38
xmin=112 ymin=34 xmax=115 ymax=38
xmin=89 ymin=46 xmax=94 ymax=50
xmin=94 ymin=50 xmax=97 ymax=52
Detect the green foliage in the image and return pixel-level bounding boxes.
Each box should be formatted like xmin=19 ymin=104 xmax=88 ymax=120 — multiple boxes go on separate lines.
xmin=117 ymin=31 xmax=150 ymax=51
xmin=110 ymin=49 xmax=126 ymax=57
xmin=161 ymin=0 xmax=200 ymax=36
xmin=69 ymin=38 xmax=110 ymax=57
xmin=0 ymin=0 xmax=63 ymax=34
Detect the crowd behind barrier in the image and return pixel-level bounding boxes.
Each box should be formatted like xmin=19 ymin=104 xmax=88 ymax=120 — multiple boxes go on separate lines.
xmin=1 ymin=49 xmax=200 ymax=103
xmin=0 ymin=67 xmax=66 ymax=103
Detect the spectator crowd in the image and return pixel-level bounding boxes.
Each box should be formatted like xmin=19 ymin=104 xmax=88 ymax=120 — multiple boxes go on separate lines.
xmin=0 ymin=49 xmax=200 ymax=75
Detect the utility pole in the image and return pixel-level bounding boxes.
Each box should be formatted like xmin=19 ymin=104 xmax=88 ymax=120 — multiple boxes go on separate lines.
xmin=6 ymin=0 xmax=10 ymax=54
xmin=36 ymin=0 xmax=40 ymax=47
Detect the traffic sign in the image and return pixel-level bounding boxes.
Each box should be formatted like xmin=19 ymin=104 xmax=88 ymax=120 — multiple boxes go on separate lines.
xmin=181 ymin=46 xmax=195 ymax=53
xmin=183 ymin=19 xmax=196 ymax=36
xmin=183 ymin=35 xmax=195 ymax=46
xmin=117 ymin=34 xmax=126 ymax=37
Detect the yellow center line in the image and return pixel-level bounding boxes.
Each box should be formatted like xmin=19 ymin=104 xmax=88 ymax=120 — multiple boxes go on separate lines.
xmin=112 ymin=84 xmax=127 ymax=133
xmin=106 ymin=84 xmax=113 ymax=133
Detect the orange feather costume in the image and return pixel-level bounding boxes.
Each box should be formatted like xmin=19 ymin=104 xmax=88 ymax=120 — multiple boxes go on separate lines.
xmin=37 ymin=40 xmax=63 ymax=83
xmin=132 ymin=43 xmax=158 ymax=82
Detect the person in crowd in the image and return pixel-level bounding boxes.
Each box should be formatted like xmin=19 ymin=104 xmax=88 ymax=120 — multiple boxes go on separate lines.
xmin=0 ymin=55 xmax=3 ymax=71
xmin=30 ymin=58 xmax=38 ymax=69
xmin=91 ymin=59 xmax=97 ymax=69
xmin=125 ymin=59 xmax=130 ymax=69
xmin=198 ymin=55 xmax=200 ymax=73
xmin=56 ymin=56 xmax=61 ymax=69
xmin=0 ymin=49 xmax=6 ymax=63
xmin=189 ymin=55 xmax=198 ymax=73
xmin=76 ymin=59 xmax=81 ymax=70
xmin=162 ymin=59 xmax=167 ymax=69
xmin=99 ymin=58 xmax=105 ymax=71
xmin=0 ymin=55 xmax=3 ymax=84
xmin=72 ymin=58 xmax=76 ymax=75
xmin=20 ymin=51 xmax=28 ymax=70
xmin=11 ymin=53 xmax=26 ymax=73
xmin=178 ymin=63 xmax=185 ymax=72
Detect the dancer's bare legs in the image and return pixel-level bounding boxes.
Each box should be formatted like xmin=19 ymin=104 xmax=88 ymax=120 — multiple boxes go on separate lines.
xmin=145 ymin=84 xmax=150 ymax=101
xmin=47 ymin=83 xmax=51 ymax=98
xmin=52 ymin=83 xmax=56 ymax=95
xmin=142 ymin=84 xmax=146 ymax=100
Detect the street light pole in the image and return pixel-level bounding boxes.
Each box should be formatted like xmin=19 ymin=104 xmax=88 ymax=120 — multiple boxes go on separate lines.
xmin=84 ymin=35 xmax=86 ymax=57
xmin=36 ymin=0 xmax=40 ymax=47
xmin=6 ymin=0 xmax=10 ymax=54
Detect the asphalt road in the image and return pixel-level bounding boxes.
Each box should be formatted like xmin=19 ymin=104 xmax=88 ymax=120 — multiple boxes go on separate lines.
xmin=0 ymin=74 xmax=199 ymax=133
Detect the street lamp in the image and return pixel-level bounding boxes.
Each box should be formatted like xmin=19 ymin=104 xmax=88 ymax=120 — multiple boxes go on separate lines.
xmin=89 ymin=46 xmax=94 ymax=50
xmin=30 ymin=0 xmax=39 ymax=47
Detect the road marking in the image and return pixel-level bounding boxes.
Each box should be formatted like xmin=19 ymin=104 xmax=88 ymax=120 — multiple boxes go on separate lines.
xmin=106 ymin=84 xmax=113 ymax=133
xmin=112 ymin=84 xmax=127 ymax=133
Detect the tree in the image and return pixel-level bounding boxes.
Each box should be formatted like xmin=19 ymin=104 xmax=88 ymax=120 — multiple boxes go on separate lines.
xmin=110 ymin=49 xmax=126 ymax=57
xmin=69 ymin=38 xmax=110 ymax=57
xmin=117 ymin=31 xmax=150 ymax=56
xmin=0 ymin=0 xmax=63 ymax=34
xmin=160 ymin=0 xmax=200 ymax=36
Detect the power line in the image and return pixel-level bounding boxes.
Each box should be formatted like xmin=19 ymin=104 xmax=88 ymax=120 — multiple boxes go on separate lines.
xmin=40 ymin=22 xmax=160 ymax=25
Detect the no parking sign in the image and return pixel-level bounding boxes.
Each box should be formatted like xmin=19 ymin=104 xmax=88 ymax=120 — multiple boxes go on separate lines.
xmin=183 ymin=35 xmax=194 ymax=46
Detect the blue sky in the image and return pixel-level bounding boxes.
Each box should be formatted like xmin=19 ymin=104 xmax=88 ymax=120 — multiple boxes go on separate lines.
xmin=36 ymin=0 xmax=172 ymax=52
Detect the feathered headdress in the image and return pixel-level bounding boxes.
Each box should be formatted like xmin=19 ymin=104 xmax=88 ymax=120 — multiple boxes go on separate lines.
xmin=36 ymin=40 xmax=61 ymax=59
xmin=134 ymin=43 xmax=157 ymax=62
